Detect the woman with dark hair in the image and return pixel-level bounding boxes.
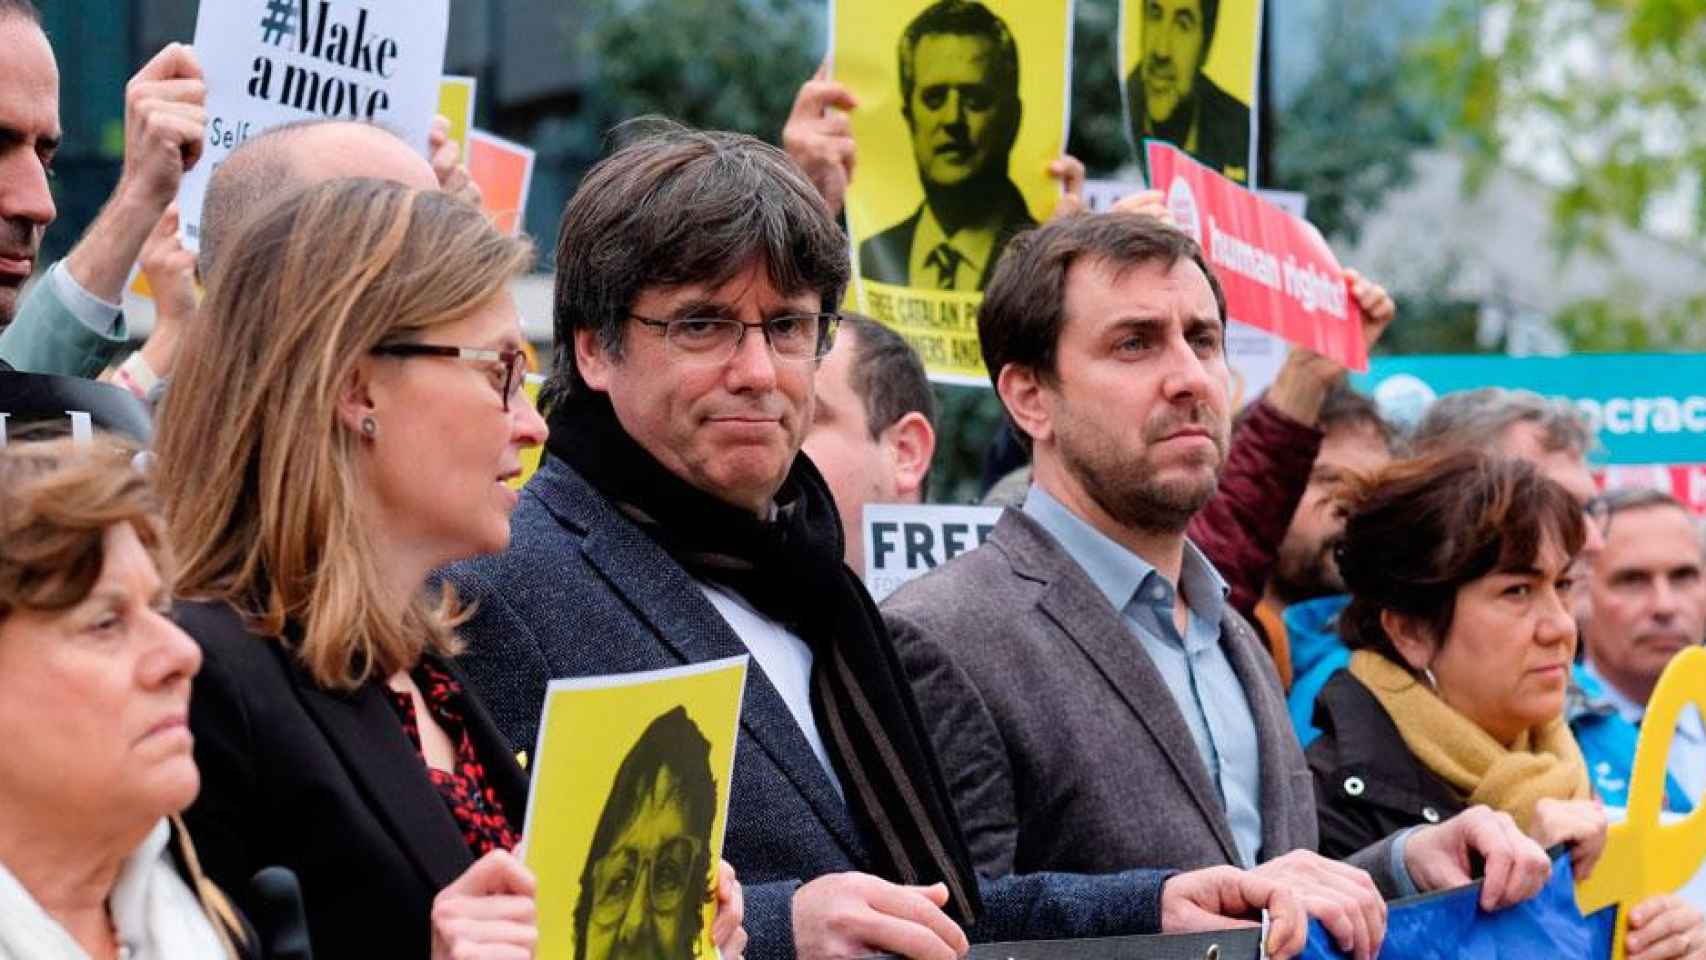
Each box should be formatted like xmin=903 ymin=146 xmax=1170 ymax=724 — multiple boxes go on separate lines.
xmin=1310 ymin=449 xmax=1705 ymax=960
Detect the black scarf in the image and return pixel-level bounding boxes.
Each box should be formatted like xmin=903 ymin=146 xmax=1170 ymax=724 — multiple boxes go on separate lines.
xmin=546 ymin=391 xmax=982 ymax=923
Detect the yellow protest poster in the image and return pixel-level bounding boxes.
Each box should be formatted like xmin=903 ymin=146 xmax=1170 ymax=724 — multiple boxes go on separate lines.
xmin=834 ymin=0 xmax=1074 ymax=385
xmin=1120 ymin=0 xmax=1263 ymax=185
xmin=1578 ymin=646 xmax=1706 ymax=960
xmin=524 ymin=657 xmax=748 ymax=960
xmin=437 ymin=75 xmax=477 ymax=162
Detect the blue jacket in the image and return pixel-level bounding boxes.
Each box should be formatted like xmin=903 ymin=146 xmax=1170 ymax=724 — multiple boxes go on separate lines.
xmin=1284 ymin=594 xmax=1351 ymax=750
xmin=1567 ymin=665 xmax=1693 ymax=813
xmin=442 ymin=457 xmax=1175 ymax=960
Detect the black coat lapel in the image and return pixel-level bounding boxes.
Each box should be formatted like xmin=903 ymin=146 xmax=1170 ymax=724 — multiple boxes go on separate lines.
xmin=286 ymin=655 xmax=473 ymax=893
xmin=569 ymin=482 xmax=868 ymax=862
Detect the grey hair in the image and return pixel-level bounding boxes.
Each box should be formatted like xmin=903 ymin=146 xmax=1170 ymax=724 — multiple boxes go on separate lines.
xmin=1410 ymin=387 xmax=1593 ymax=458
xmin=0 ymin=0 xmax=40 ymax=24
xmin=1597 ymin=486 xmax=1692 ymax=543
xmin=544 ymin=120 xmax=849 ymax=410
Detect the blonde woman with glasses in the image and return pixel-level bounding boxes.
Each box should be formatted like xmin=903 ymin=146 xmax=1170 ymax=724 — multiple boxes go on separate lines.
xmin=153 ymin=177 xmax=745 ymax=960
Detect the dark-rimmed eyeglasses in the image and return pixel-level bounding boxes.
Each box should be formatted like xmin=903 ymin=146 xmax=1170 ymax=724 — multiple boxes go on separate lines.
xmin=1584 ymin=494 xmax=1612 ymax=537
xmin=369 ymin=343 xmax=528 ymax=411
xmin=630 ymin=312 xmax=839 ymax=366
xmin=589 ymin=834 xmax=705 ymax=924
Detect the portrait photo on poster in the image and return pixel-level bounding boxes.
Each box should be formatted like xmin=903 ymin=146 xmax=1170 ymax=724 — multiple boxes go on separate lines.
xmin=833 ymin=0 xmax=1072 ymax=383
xmin=1120 ymin=0 xmax=1262 ymax=185
xmin=575 ymin=707 xmax=718 ymax=960
xmin=521 ymin=657 xmax=747 ymax=960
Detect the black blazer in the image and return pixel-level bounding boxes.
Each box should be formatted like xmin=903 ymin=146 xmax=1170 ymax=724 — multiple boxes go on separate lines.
xmin=177 ymin=600 xmax=529 ymax=960
xmin=1305 ymin=670 xmax=1467 ymax=861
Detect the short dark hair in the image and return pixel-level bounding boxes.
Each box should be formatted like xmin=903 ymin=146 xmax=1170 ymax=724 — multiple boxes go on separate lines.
xmin=573 ymin=706 xmax=717 ymax=960
xmin=545 ymin=121 xmax=848 ymax=409
xmin=898 ymin=0 xmax=1020 ymax=107
xmin=1320 ymin=382 xmax=1398 ymax=452
xmin=1337 ymin=449 xmax=1586 ymax=669
xmin=1200 ymin=0 xmax=1222 ymax=45
xmin=977 ymin=213 xmax=1226 ymax=446
xmin=841 ymin=314 xmax=936 ymax=438
xmin=0 ymin=0 xmax=41 ymax=25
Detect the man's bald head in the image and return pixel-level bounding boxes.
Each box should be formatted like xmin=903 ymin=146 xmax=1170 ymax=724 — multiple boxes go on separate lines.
xmin=198 ymin=120 xmax=435 ymax=278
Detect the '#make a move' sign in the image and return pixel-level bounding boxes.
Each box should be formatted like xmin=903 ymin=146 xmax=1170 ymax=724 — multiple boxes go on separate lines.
xmin=176 ymin=0 xmax=450 ymax=251
xmin=1144 ymin=140 xmax=1367 ymax=372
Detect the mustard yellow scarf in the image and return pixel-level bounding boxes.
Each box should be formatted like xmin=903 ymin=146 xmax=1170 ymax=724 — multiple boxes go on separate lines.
xmin=1348 ymin=650 xmax=1591 ymax=833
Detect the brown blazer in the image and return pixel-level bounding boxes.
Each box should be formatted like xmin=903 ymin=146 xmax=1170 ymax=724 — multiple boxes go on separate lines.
xmin=881 ymin=508 xmax=1404 ymax=895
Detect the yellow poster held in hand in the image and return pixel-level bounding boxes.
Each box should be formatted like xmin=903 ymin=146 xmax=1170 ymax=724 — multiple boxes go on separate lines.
xmin=1120 ymin=0 xmax=1263 ymax=185
xmin=835 ymin=0 xmax=1073 ymax=385
xmin=523 ymin=657 xmax=748 ymax=960
xmin=1578 ymin=646 xmax=1706 ymax=960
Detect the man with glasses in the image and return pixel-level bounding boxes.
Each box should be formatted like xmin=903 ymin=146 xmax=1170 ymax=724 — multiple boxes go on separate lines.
xmin=575 ymin=707 xmax=718 ymax=960
xmin=446 ymin=124 xmax=1323 ymax=960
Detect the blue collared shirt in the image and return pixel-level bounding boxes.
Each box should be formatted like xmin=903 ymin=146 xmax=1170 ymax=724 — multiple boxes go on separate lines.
xmin=1581 ymin=658 xmax=1706 ymax=803
xmin=1023 ymin=485 xmax=1265 ymax=867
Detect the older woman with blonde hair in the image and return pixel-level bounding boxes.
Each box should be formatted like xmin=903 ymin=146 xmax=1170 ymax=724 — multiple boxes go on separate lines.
xmin=153 ymin=177 xmax=745 ymax=959
xmin=0 ymin=434 xmax=253 ymax=959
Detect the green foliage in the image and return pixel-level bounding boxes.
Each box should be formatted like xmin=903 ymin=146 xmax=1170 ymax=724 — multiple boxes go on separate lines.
xmin=1266 ymin=0 xmax=1434 ymax=246
xmin=1553 ymin=290 xmax=1706 ymax=351
xmin=570 ymin=0 xmax=823 ymax=149
xmin=1413 ymin=0 xmax=1706 ymax=254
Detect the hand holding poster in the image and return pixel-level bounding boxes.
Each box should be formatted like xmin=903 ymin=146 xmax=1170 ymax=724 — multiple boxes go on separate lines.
xmin=1146 ymin=141 xmax=1367 ymax=372
xmin=1121 ymin=0 xmax=1263 ymax=184
xmin=177 ymin=0 xmax=450 ymax=250
xmin=835 ymin=0 xmax=1074 ymax=385
xmin=524 ymin=658 xmax=747 ymax=960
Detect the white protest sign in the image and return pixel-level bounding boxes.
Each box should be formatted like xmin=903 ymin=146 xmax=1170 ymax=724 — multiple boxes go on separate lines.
xmin=177 ymin=0 xmax=451 ymax=251
xmin=1083 ymin=178 xmax=1308 ymax=219
xmin=863 ymin=504 xmax=1004 ymax=603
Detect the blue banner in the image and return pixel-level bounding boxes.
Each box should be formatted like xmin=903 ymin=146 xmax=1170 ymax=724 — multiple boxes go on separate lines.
xmin=1354 ymin=354 xmax=1706 ymax=465
xmin=1302 ymin=853 xmax=1615 ymax=959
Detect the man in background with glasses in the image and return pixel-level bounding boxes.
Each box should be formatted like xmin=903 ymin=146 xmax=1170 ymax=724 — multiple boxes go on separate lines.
xmin=447 ymin=123 xmax=1324 ymax=960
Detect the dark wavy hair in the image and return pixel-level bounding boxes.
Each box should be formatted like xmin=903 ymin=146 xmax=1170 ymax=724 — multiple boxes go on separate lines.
xmin=545 ymin=121 xmax=848 ymax=409
xmin=1337 ymin=449 xmax=1586 ymax=669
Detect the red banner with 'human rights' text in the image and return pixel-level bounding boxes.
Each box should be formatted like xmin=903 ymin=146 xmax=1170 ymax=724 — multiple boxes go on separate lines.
xmin=1145 ymin=140 xmax=1367 ymax=372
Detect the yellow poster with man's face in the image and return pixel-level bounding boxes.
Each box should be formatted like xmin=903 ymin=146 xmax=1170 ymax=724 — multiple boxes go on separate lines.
xmin=1120 ymin=0 xmax=1263 ymax=185
xmin=834 ymin=0 xmax=1073 ymax=386
xmin=523 ymin=657 xmax=747 ymax=960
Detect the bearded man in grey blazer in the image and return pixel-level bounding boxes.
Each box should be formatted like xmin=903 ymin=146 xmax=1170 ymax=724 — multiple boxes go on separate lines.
xmin=882 ymin=212 xmax=1558 ymax=960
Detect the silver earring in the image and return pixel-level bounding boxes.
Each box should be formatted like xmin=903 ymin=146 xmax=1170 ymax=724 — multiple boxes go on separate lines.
xmin=1423 ymin=667 xmax=1439 ymax=692
xmin=360 ymin=416 xmax=377 ymax=440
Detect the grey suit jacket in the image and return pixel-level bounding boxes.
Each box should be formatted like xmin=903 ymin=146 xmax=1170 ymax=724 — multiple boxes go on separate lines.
xmin=0 ymin=262 xmax=129 ymax=377
xmin=443 ymin=457 xmax=1180 ymax=960
xmin=882 ymin=508 xmax=1405 ymax=896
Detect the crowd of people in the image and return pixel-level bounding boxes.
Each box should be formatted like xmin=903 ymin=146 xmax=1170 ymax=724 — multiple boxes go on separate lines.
xmin=3 ymin=0 xmax=1705 ymax=958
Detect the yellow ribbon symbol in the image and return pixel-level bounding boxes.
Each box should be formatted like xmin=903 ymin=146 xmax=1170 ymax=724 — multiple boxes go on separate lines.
xmin=1576 ymin=646 xmax=1706 ymax=960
